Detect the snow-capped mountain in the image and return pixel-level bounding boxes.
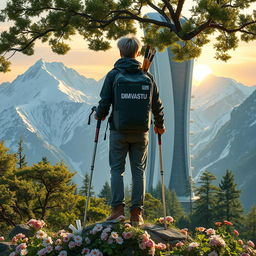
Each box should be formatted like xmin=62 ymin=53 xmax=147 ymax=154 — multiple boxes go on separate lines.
xmin=193 ymin=89 xmax=256 ymax=210
xmin=0 ymin=59 xmax=111 ymax=189
xmin=190 ymin=75 xmax=255 ymax=157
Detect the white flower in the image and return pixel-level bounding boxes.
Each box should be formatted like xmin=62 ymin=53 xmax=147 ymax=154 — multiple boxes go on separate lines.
xmin=55 ymin=245 xmax=62 ymax=251
xmin=90 ymin=249 xmax=102 ymax=256
xmin=74 ymin=235 xmax=83 ymax=243
xmin=100 ymin=232 xmax=108 ymax=241
xmin=9 ymin=253 xmax=16 ymax=256
xmin=93 ymin=224 xmax=103 ymax=232
xmin=116 ymin=236 xmax=124 ymax=245
xmin=58 ymin=250 xmax=67 ymax=256
xmin=111 ymin=232 xmax=118 ymax=239
xmin=45 ymin=246 xmax=53 ymax=253
xmin=102 ymin=227 xmax=111 ymax=233
xmin=36 ymin=230 xmax=47 ymax=239
xmin=68 ymin=241 xmax=76 ymax=249
xmin=43 ymin=236 xmax=53 ymax=246
xmin=37 ymin=248 xmax=47 ymax=256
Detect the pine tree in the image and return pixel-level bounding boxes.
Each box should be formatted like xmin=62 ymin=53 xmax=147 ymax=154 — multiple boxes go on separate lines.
xmin=17 ymin=136 xmax=27 ymax=169
xmin=192 ymin=171 xmax=219 ymax=228
xmin=41 ymin=157 xmax=50 ymax=165
xmin=152 ymin=181 xmax=162 ymax=200
xmin=166 ymin=189 xmax=184 ymax=221
xmin=98 ymin=181 xmax=112 ymax=205
xmin=216 ymin=170 xmax=243 ymax=224
xmin=242 ymin=206 xmax=256 ymax=242
xmin=79 ymin=173 xmax=95 ymax=197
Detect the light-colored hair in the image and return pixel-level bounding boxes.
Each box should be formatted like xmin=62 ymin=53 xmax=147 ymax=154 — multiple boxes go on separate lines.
xmin=117 ymin=36 xmax=141 ymax=58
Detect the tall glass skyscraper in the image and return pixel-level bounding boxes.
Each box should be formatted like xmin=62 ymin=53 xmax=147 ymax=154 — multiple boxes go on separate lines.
xmin=146 ymin=13 xmax=194 ymax=204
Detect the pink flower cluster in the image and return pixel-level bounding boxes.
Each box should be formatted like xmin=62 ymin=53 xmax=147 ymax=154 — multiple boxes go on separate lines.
xmin=0 ymin=236 xmax=5 ymax=241
xmin=159 ymin=216 xmax=174 ymax=225
xmin=139 ymin=231 xmax=166 ymax=255
xmin=209 ymin=235 xmax=226 ymax=247
xmin=188 ymin=242 xmax=200 ymax=251
xmin=11 ymin=233 xmax=27 ymax=245
xmin=27 ymin=219 xmax=45 ymax=230
xmin=82 ymin=248 xmax=103 ymax=256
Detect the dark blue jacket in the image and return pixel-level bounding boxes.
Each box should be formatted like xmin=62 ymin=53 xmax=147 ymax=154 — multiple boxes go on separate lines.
xmin=96 ymin=57 xmax=164 ymax=130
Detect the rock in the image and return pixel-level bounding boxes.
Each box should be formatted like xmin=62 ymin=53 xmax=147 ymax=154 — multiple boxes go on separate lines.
xmin=8 ymin=224 xmax=34 ymax=240
xmin=82 ymin=221 xmax=190 ymax=247
xmin=143 ymin=224 xmax=191 ymax=245
xmin=0 ymin=242 xmax=12 ymax=256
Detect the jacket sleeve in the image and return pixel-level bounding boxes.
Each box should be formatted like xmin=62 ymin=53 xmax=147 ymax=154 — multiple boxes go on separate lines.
xmin=151 ymin=76 xmax=164 ymax=128
xmin=96 ymin=70 xmax=116 ymax=119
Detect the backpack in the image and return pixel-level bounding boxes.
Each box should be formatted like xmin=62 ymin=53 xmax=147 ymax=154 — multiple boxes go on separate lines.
xmin=112 ymin=69 xmax=153 ymax=132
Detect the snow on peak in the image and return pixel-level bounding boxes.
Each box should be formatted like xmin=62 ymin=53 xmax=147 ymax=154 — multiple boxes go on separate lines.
xmin=192 ymin=74 xmax=255 ymax=109
xmin=0 ymin=59 xmax=102 ymax=109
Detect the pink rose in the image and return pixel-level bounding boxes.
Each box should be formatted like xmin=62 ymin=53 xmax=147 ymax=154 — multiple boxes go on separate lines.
xmin=238 ymin=239 xmax=244 ymax=245
xmin=122 ymin=231 xmax=133 ymax=239
xmin=206 ymin=228 xmax=216 ymax=235
xmin=166 ymin=216 xmax=174 ymax=223
xmin=233 ymin=230 xmax=239 ymax=236
xmin=175 ymin=241 xmax=184 ymax=247
xmin=0 ymin=236 xmax=4 ymax=241
xmin=146 ymin=239 xmax=155 ymax=248
xmin=223 ymin=220 xmax=233 ymax=226
xmin=155 ymin=243 xmax=167 ymax=250
xmin=248 ymin=240 xmax=255 ymax=248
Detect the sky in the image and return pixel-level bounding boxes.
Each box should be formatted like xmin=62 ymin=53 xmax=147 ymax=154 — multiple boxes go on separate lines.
xmin=0 ymin=1 xmax=256 ymax=86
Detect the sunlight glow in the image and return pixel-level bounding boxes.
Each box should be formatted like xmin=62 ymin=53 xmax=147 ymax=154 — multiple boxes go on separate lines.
xmin=193 ymin=64 xmax=213 ymax=83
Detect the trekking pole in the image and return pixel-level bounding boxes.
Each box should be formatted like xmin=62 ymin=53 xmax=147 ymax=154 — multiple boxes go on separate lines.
xmin=83 ymin=106 xmax=102 ymax=226
xmin=157 ymin=133 xmax=168 ymax=230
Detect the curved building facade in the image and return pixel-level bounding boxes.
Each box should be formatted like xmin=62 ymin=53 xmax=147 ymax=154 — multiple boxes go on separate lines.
xmin=146 ymin=13 xmax=194 ymax=203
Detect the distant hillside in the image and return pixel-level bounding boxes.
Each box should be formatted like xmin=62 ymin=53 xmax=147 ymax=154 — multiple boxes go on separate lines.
xmin=193 ymin=89 xmax=256 ymax=211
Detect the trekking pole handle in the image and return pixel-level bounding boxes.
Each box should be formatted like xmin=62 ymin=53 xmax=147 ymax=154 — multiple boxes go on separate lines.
xmin=88 ymin=106 xmax=97 ymax=125
xmin=158 ymin=133 xmax=162 ymax=145
xmin=94 ymin=120 xmax=101 ymax=143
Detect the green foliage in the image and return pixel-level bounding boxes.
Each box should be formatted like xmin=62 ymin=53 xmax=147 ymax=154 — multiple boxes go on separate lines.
xmin=98 ymin=181 xmax=112 ymax=205
xmin=192 ymin=171 xmax=219 ymax=228
xmin=143 ymin=193 xmax=163 ymax=221
xmin=216 ymin=170 xmax=244 ymax=225
xmin=79 ymin=173 xmax=95 ymax=197
xmin=17 ymin=136 xmax=27 ymax=169
xmin=0 ymin=141 xmax=16 ymax=175
xmin=1 ymin=0 xmax=256 ymax=70
xmin=165 ymin=189 xmax=185 ymax=221
xmin=241 ymin=205 xmax=256 ymax=242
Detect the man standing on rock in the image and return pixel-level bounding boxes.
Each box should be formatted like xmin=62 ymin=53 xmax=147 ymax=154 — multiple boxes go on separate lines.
xmin=95 ymin=36 xmax=165 ymax=226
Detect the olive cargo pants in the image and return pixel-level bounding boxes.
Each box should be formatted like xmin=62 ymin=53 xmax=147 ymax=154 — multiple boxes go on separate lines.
xmin=109 ymin=130 xmax=149 ymax=210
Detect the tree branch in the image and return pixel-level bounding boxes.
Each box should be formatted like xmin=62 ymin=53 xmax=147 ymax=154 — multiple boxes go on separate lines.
xmin=145 ymin=0 xmax=171 ymax=23
xmin=209 ymin=21 xmax=256 ymax=34
xmin=176 ymin=0 xmax=185 ymax=19
xmin=161 ymin=0 xmax=181 ymax=32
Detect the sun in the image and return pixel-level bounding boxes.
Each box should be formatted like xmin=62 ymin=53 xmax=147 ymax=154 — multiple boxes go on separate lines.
xmin=193 ymin=64 xmax=213 ymax=83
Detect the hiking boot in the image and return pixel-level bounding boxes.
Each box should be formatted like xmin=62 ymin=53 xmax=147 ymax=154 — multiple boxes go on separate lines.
xmin=130 ymin=208 xmax=144 ymax=226
xmin=106 ymin=204 xmax=125 ymax=221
